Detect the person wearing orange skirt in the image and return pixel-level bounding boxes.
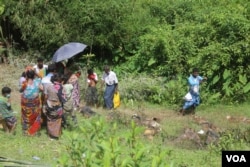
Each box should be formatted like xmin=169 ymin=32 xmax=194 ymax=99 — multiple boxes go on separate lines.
xmin=20 ymin=67 xmax=43 ymax=136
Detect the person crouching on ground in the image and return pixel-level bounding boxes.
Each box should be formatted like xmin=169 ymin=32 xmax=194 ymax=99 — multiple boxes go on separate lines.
xmin=180 ymin=68 xmax=207 ymax=115
xmin=0 ymin=87 xmax=17 ymax=133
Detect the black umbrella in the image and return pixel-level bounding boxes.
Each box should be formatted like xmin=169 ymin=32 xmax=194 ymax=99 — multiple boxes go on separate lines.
xmin=52 ymin=42 xmax=87 ymax=62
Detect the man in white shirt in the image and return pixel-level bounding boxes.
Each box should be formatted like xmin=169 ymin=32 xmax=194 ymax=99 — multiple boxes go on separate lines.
xmin=33 ymin=57 xmax=48 ymax=78
xmin=101 ymin=65 xmax=118 ymax=110
xmin=41 ymin=64 xmax=56 ymax=86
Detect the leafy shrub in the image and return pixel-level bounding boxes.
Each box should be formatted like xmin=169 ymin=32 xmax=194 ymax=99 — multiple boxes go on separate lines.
xmin=208 ymin=128 xmax=250 ymax=154
xmin=2 ymin=0 xmax=250 ymax=104
xmin=57 ymin=116 xmax=173 ymax=167
xmin=117 ymin=73 xmax=221 ymax=107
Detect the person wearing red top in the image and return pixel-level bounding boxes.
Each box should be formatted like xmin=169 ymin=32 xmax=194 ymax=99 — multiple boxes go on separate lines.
xmin=85 ymin=69 xmax=98 ymax=107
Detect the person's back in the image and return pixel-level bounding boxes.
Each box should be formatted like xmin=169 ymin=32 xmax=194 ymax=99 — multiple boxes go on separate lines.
xmin=62 ymin=83 xmax=75 ymax=126
xmin=0 ymin=96 xmax=14 ymax=119
xmin=63 ymin=83 xmax=73 ymax=100
xmin=22 ymin=77 xmax=41 ymax=99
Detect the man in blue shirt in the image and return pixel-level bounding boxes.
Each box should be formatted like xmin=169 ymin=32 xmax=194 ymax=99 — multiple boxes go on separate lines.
xmin=180 ymin=68 xmax=207 ymax=115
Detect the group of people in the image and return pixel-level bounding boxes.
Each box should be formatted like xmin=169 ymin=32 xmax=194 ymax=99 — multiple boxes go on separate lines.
xmin=84 ymin=65 xmax=119 ymax=110
xmin=19 ymin=59 xmax=81 ymax=139
xmin=0 ymin=58 xmax=119 ymax=139
xmin=0 ymin=56 xmax=207 ymax=138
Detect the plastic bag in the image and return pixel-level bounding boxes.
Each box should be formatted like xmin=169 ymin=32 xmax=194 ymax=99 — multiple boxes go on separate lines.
xmin=113 ymin=92 xmax=121 ymax=109
xmin=184 ymin=92 xmax=192 ymax=101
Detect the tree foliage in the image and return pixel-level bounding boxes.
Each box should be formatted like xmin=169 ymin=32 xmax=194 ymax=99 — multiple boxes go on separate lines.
xmin=1 ymin=0 xmax=250 ymax=104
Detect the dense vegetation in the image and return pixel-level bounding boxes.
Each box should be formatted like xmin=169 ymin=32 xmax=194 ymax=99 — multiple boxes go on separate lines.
xmin=0 ymin=1 xmax=250 ymax=166
xmin=0 ymin=0 xmax=250 ymax=105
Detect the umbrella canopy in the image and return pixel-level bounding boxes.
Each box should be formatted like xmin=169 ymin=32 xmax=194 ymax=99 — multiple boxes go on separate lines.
xmin=52 ymin=42 xmax=87 ymax=62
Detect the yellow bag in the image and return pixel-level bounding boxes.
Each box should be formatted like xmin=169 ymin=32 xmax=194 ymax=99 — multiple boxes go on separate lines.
xmin=113 ymin=92 xmax=121 ymax=109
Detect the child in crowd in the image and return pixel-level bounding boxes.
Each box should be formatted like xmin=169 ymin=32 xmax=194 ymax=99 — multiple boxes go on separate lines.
xmin=0 ymin=87 xmax=17 ymax=133
xmin=19 ymin=72 xmax=26 ymax=91
xmin=85 ymin=69 xmax=98 ymax=107
xmin=62 ymin=74 xmax=77 ymax=128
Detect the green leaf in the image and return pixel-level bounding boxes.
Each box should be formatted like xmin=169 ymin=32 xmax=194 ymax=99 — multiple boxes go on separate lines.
xmin=223 ymin=69 xmax=231 ymax=80
xmin=121 ymin=158 xmax=133 ymax=167
xmin=151 ymin=156 xmax=160 ymax=167
xmin=103 ymin=152 xmax=111 ymax=167
xmin=243 ymin=82 xmax=250 ymax=93
xmin=212 ymin=75 xmax=220 ymax=85
xmin=135 ymin=147 xmax=147 ymax=160
xmin=148 ymin=58 xmax=156 ymax=66
xmin=239 ymin=74 xmax=247 ymax=85
xmin=207 ymin=92 xmax=221 ymax=104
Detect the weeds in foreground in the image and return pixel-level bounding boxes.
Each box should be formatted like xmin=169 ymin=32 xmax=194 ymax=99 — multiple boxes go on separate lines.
xmin=208 ymin=128 xmax=250 ymax=154
xmin=57 ymin=116 xmax=173 ymax=167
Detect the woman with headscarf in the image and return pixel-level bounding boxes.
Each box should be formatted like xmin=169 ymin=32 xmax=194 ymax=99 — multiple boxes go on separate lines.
xmin=20 ymin=66 xmax=42 ymax=136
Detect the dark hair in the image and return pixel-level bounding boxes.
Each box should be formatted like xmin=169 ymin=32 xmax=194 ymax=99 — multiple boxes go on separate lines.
xmin=2 ymin=87 xmax=11 ymax=94
xmin=37 ymin=57 xmax=44 ymax=62
xmin=26 ymin=70 xmax=36 ymax=79
xmin=103 ymin=65 xmax=110 ymax=71
xmin=192 ymin=68 xmax=199 ymax=73
xmin=51 ymin=73 xmax=62 ymax=83
xmin=87 ymin=69 xmax=94 ymax=75
xmin=61 ymin=74 xmax=71 ymax=84
xmin=21 ymin=72 xmax=26 ymax=77
xmin=47 ymin=63 xmax=56 ymax=73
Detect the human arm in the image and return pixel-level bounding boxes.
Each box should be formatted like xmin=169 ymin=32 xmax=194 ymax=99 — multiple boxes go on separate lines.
xmin=94 ymin=73 xmax=98 ymax=83
xmin=6 ymin=95 xmax=12 ymax=110
xmin=114 ymin=83 xmax=118 ymax=93
xmin=114 ymin=72 xmax=118 ymax=92
xmin=199 ymin=76 xmax=207 ymax=83
xmin=19 ymin=81 xmax=28 ymax=93
xmin=39 ymin=84 xmax=44 ymax=91
xmin=100 ymin=73 xmax=105 ymax=88
xmin=43 ymin=84 xmax=48 ymax=104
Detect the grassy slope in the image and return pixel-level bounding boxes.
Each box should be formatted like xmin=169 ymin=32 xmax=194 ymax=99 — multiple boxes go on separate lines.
xmin=0 ymin=64 xmax=250 ymax=167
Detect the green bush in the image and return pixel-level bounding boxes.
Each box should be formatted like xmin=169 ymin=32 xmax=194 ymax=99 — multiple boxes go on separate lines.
xmin=1 ymin=0 xmax=250 ymax=104
xmin=57 ymin=116 xmax=173 ymax=167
